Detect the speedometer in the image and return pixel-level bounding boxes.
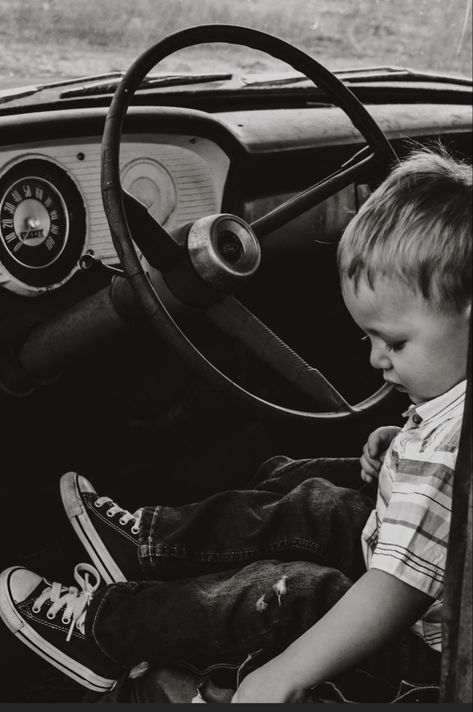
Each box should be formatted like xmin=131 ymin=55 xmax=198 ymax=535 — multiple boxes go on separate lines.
xmin=1 ymin=176 xmax=68 ymax=268
xmin=0 ymin=158 xmax=86 ymax=291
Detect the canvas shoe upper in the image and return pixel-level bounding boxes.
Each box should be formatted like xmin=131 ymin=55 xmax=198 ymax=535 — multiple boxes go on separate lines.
xmin=60 ymin=471 xmax=142 ymax=583
xmin=0 ymin=562 xmax=120 ymax=692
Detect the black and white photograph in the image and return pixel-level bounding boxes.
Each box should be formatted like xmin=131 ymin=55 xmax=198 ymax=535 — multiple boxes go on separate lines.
xmin=0 ymin=0 xmax=471 ymax=705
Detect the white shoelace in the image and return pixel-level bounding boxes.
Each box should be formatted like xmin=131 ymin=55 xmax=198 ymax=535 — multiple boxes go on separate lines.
xmin=95 ymin=497 xmax=142 ymax=534
xmin=32 ymin=562 xmax=101 ymax=642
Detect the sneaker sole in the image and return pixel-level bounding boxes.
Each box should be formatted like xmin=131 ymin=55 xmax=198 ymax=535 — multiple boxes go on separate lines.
xmin=60 ymin=472 xmax=126 ymax=584
xmin=0 ymin=567 xmax=116 ymax=693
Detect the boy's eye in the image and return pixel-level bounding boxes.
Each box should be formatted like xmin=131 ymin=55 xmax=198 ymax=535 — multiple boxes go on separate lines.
xmin=387 ymin=341 xmax=406 ymax=353
xmin=359 ymin=334 xmax=405 ymax=353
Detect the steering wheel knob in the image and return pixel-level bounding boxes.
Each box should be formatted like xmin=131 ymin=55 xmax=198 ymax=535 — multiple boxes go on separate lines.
xmin=187 ymin=214 xmax=261 ymax=292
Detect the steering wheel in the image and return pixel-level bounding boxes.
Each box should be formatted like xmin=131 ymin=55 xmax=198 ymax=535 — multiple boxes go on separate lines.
xmin=101 ymin=25 xmax=397 ymax=423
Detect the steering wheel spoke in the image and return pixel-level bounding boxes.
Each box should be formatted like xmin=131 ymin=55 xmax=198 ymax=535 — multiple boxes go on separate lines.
xmin=122 ymin=190 xmax=183 ymax=269
xmin=206 ymin=296 xmax=352 ymax=413
xmin=252 ymin=149 xmax=380 ymax=239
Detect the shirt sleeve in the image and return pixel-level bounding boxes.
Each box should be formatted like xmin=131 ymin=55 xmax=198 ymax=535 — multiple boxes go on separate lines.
xmin=369 ymin=448 xmax=454 ymax=599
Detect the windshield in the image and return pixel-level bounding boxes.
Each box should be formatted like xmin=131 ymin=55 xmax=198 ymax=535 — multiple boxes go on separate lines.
xmin=1 ymin=0 xmax=471 ymax=87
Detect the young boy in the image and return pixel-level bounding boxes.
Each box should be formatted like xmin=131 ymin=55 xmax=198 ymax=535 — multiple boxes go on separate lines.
xmin=0 ymin=148 xmax=470 ymax=703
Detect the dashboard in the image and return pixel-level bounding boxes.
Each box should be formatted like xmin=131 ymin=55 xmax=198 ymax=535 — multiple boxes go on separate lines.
xmin=1 ymin=101 xmax=471 ymax=304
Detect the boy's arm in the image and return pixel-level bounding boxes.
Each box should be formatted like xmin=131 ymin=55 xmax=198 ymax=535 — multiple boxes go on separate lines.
xmin=232 ymin=569 xmax=432 ymax=703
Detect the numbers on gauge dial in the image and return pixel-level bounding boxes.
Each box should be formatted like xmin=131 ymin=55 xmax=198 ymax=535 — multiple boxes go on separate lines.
xmin=0 ymin=176 xmax=68 ymax=269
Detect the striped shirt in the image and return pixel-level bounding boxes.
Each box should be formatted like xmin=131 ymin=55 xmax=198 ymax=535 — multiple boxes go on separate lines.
xmin=361 ymin=380 xmax=466 ymax=652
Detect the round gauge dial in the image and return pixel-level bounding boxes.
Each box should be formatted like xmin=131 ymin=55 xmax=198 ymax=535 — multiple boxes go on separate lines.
xmin=0 ymin=159 xmax=86 ymax=289
xmin=122 ymin=159 xmax=177 ymax=226
xmin=2 ymin=177 xmax=68 ymax=269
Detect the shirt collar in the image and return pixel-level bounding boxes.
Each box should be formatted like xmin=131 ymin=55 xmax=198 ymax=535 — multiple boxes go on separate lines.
xmin=402 ymin=380 xmax=467 ymax=428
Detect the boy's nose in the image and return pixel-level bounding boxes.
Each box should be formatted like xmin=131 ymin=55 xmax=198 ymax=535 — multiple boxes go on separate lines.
xmin=369 ymin=343 xmax=391 ymax=370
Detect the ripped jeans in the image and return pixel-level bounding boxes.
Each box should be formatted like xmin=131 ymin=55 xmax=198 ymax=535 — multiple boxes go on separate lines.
xmin=84 ymin=457 xmax=440 ymax=696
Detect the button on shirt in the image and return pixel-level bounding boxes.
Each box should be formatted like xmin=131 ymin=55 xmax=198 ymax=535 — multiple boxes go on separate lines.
xmin=361 ymin=380 xmax=466 ymax=652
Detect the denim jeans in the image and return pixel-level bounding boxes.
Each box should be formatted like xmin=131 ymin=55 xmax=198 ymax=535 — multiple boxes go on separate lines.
xmin=84 ymin=457 xmax=440 ymax=697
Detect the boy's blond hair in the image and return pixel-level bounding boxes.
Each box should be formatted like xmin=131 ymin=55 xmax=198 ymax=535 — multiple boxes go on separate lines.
xmin=337 ymin=147 xmax=472 ymax=312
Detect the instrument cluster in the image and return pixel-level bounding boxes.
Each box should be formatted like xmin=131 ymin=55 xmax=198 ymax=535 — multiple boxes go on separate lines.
xmin=0 ymin=134 xmax=230 ymax=296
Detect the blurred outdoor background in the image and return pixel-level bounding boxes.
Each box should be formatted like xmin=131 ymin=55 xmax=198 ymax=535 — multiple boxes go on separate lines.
xmin=0 ymin=0 xmax=471 ymax=81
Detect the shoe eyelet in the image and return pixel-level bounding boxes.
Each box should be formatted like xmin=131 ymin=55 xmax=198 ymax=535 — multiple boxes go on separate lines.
xmin=131 ymin=526 xmax=139 ymax=534
xmin=119 ymin=517 xmax=127 ymax=526
xmin=62 ymin=616 xmax=71 ymax=625
xmin=106 ymin=509 xmax=115 ymax=518
xmin=94 ymin=500 xmax=103 ymax=509
xmin=46 ymin=610 xmax=56 ymax=620
xmin=32 ymin=606 xmax=41 ymax=614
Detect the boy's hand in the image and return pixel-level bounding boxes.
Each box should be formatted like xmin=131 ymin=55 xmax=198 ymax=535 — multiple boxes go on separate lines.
xmin=234 ymin=570 xmax=432 ymax=704
xmin=231 ymin=658 xmax=305 ymax=703
xmin=360 ymin=426 xmax=401 ymax=483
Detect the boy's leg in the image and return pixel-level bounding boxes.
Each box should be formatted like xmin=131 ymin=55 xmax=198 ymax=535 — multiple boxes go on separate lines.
xmin=139 ymin=458 xmax=371 ymax=581
xmin=85 ymin=559 xmax=353 ymax=673
xmin=248 ymin=456 xmax=366 ymax=492
xmin=61 ymin=458 xmax=371 ymax=583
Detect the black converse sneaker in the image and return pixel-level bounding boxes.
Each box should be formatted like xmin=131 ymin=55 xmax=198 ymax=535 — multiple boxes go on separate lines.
xmin=0 ymin=563 xmax=120 ymax=692
xmin=60 ymin=472 xmax=142 ymax=583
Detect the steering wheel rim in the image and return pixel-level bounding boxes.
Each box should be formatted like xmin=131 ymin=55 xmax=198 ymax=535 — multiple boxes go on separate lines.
xmin=101 ymin=24 xmax=397 ymax=423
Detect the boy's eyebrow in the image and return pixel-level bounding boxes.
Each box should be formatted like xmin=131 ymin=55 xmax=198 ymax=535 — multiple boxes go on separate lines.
xmin=361 ymin=327 xmax=405 ymax=340
xmin=359 ymin=327 xmax=381 ymax=337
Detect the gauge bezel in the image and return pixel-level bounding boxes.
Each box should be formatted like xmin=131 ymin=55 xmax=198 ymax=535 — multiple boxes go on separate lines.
xmin=0 ymin=158 xmax=86 ymax=289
